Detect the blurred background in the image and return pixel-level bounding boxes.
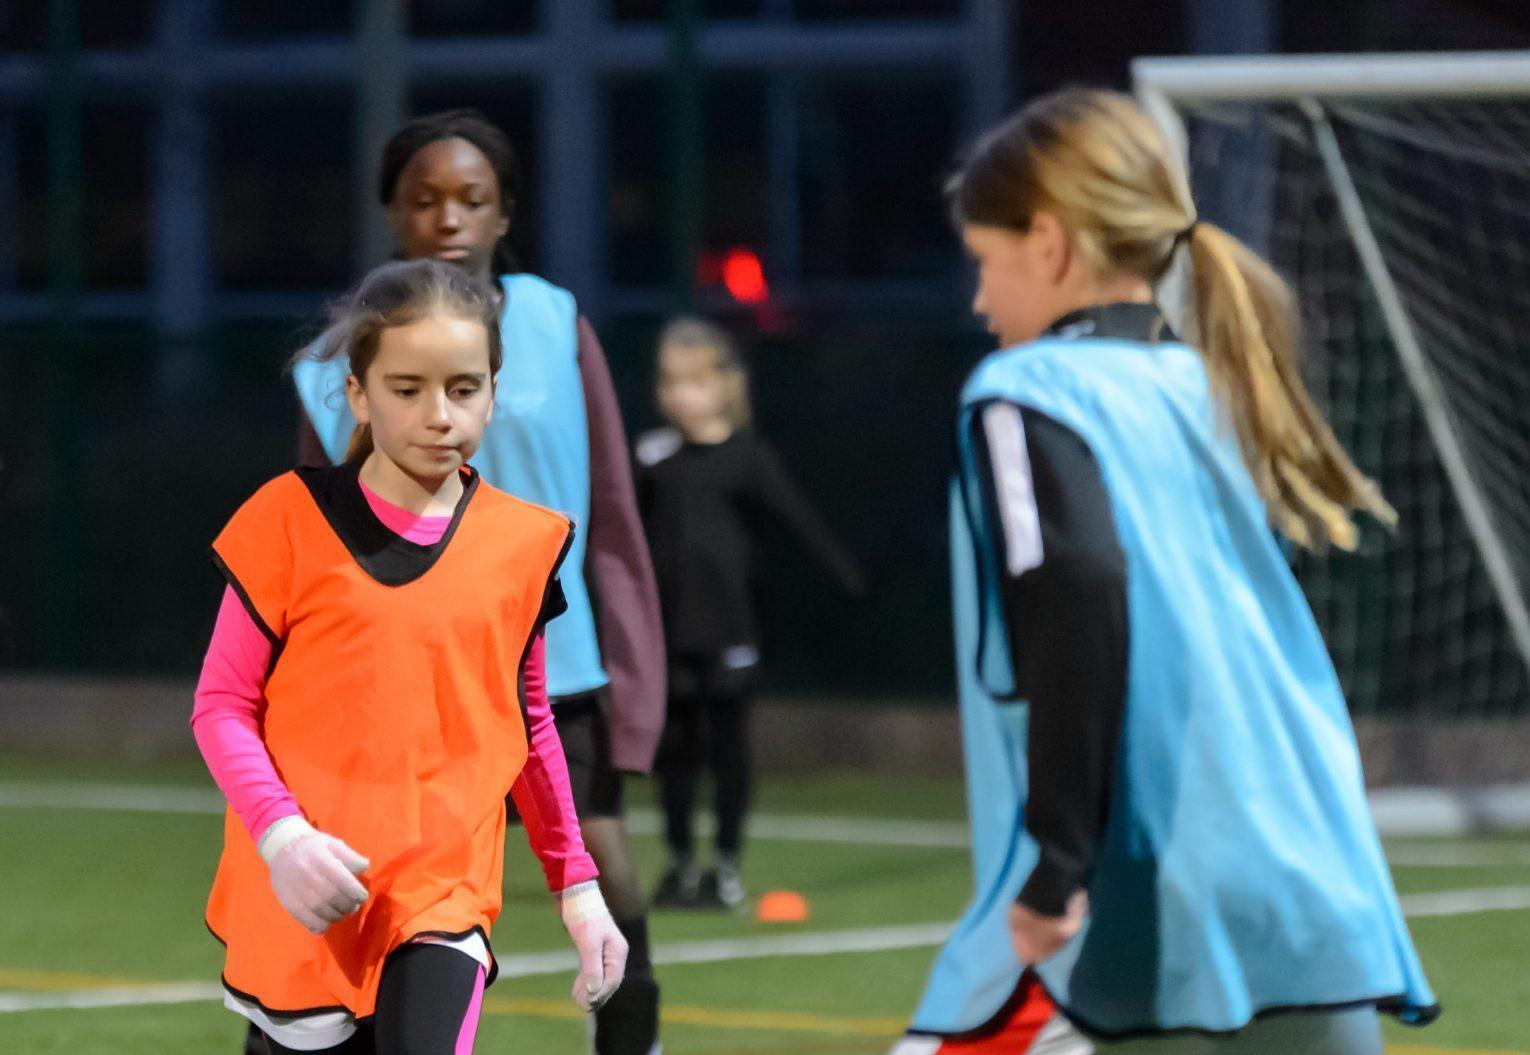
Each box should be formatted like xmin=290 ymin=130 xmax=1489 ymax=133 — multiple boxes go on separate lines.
xmin=4 ymin=0 xmax=1530 ymax=726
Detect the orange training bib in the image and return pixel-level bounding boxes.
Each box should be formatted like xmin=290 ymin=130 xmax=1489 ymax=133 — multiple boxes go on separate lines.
xmin=205 ymin=465 xmax=571 ymax=1020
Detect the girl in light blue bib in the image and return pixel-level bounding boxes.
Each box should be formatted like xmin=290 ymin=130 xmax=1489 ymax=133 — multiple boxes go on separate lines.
xmin=899 ymin=88 xmax=1436 ymax=1055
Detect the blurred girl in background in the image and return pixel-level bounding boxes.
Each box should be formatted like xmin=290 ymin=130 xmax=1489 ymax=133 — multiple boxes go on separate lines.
xmin=637 ymin=317 xmax=863 ymax=910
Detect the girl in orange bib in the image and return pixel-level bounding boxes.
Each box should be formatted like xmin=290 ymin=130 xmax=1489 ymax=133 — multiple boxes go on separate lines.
xmin=192 ymin=259 xmax=626 ymax=1053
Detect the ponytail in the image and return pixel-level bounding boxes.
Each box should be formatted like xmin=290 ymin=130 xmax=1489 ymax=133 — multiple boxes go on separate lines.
xmin=345 ymin=423 xmax=374 ymax=465
xmin=1182 ymin=222 xmax=1394 ymax=550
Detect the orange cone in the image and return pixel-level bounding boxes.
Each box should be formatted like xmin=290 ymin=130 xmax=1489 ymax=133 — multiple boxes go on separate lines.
xmin=755 ymin=889 xmax=810 ymax=923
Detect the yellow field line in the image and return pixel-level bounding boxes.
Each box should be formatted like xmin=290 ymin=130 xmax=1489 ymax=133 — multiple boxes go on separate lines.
xmin=1 ymin=977 xmax=904 ymax=1038
xmin=477 ymin=997 xmax=585 ymax=1023
xmin=2 ymin=968 xmax=1524 ymax=1055
xmin=482 ymin=995 xmax=904 ymax=1036
xmin=0 ymin=968 xmax=142 ymax=991
xmin=484 ymin=999 xmax=1530 ymax=1053
xmin=661 ymin=1005 xmax=905 ymax=1036
xmin=484 ymin=1000 xmax=1530 ymax=1054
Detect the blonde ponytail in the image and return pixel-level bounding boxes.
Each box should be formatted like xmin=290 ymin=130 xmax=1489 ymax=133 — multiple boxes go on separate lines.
xmin=1182 ymin=222 xmax=1393 ymax=550
xmin=948 ymin=87 xmax=1393 ymax=552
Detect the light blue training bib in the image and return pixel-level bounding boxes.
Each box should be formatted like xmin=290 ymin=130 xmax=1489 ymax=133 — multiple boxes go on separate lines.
xmin=915 ymin=322 xmax=1436 ymax=1038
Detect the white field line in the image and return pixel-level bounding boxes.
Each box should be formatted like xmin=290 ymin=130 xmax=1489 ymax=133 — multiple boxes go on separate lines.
xmin=487 ymin=921 xmax=957 ymax=979
xmin=1380 ymin=843 xmax=1530 ymax=868
xmin=1396 ymin=885 xmax=1530 ymax=917
xmin=0 ymin=781 xmax=969 ymax=849
xmin=0 ymin=783 xmax=225 ymax=814
xmin=0 ymin=923 xmax=954 ymax=1014
xmin=4 ymin=885 xmax=1530 ymax=1015
xmin=9 ymin=780 xmax=1530 ymax=849
xmin=0 ymin=982 xmax=220 ymax=1013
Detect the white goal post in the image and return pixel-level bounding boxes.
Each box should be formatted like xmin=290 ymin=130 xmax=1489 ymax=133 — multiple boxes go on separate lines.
xmin=1132 ymin=52 xmax=1530 ymax=703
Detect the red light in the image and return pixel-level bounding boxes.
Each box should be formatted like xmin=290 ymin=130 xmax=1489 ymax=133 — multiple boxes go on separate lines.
xmin=721 ymin=247 xmax=769 ymax=304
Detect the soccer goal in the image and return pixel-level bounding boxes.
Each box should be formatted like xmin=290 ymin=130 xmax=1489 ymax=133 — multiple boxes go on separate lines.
xmin=1133 ymin=52 xmax=1530 ymax=785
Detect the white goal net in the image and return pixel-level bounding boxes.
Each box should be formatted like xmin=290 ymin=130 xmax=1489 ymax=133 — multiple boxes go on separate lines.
xmin=1135 ymin=54 xmax=1530 ymax=777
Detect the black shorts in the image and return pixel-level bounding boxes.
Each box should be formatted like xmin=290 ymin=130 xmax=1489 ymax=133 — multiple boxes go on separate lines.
xmin=552 ymin=692 xmax=625 ymax=820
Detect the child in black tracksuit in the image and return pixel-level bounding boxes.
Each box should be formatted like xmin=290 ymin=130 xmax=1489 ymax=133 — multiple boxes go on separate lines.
xmin=636 ymin=317 xmax=863 ymax=910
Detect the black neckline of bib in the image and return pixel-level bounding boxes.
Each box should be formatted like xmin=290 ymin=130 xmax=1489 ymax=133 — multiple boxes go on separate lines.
xmin=295 ymin=461 xmax=480 ymax=587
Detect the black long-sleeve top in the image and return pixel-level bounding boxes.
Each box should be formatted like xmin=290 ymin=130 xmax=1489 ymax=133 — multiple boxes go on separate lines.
xmin=971 ymin=399 xmax=1130 ymax=917
xmin=963 ymin=304 xmax=1185 ymax=919
xmin=636 ymin=427 xmax=864 ymax=657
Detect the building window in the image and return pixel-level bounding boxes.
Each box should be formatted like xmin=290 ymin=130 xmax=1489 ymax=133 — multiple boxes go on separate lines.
xmin=410 ymin=0 xmax=539 ymax=37
xmin=9 ymin=104 xmax=150 ymax=291
xmin=605 ymin=74 xmax=768 ymax=288
xmin=4 ymin=0 xmax=154 ymax=50
xmin=799 ymin=75 xmax=959 ymax=279
xmin=84 ymin=106 xmax=152 ymax=289
xmin=606 ymin=76 xmax=666 ymax=285
xmin=794 ymin=0 xmax=960 ymax=19
xmin=217 ymin=1 xmax=351 ymax=39
xmin=211 ymin=94 xmax=353 ymax=289
xmin=611 ymin=1 xmax=765 ymax=22
xmin=12 ymin=107 xmax=47 ymax=290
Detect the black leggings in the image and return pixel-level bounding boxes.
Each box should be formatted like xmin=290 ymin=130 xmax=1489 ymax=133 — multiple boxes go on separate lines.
xmin=658 ymin=687 xmax=752 ymax=858
xmin=259 ymin=944 xmax=483 ymax=1055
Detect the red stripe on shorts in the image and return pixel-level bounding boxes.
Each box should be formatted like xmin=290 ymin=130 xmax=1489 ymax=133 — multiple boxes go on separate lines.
xmin=934 ymin=974 xmax=1056 ymax=1054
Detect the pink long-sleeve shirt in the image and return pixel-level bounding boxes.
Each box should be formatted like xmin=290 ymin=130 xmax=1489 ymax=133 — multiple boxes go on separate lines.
xmin=190 ymin=479 xmax=597 ymax=893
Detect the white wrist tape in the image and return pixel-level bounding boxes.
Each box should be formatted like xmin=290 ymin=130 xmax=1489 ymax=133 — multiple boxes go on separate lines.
xmin=257 ymin=815 xmax=317 ymax=864
xmin=560 ymin=880 xmax=608 ymax=927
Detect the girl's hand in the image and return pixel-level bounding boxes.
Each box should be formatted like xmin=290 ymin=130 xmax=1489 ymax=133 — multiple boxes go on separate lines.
xmin=1009 ymin=890 xmax=1088 ymax=965
xmin=561 ymin=881 xmax=628 ymax=1012
xmin=258 ymin=816 xmax=371 ymax=936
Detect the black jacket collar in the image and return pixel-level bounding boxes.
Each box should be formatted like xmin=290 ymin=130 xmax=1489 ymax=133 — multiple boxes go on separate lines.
xmin=1042 ymin=302 xmax=1177 ymax=344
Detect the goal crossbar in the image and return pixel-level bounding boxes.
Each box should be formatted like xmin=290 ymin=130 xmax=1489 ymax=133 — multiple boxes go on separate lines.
xmin=1133 ymin=51 xmax=1530 ymax=103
